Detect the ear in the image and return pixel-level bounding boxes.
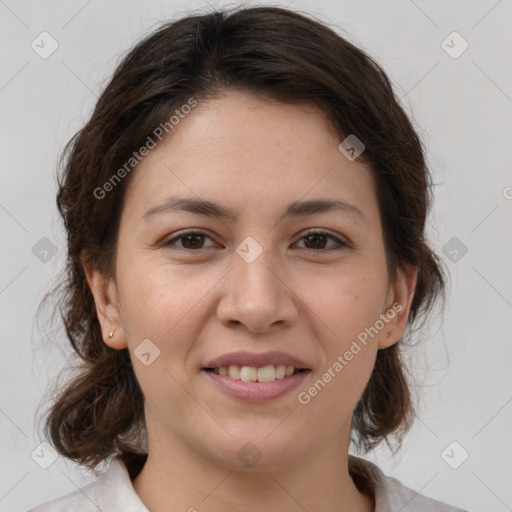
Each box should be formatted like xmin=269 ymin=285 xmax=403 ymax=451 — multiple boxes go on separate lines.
xmin=378 ymin=264 xmax=418 ymax=349
xmin=81 ymin=253 xmax=127 ymax=350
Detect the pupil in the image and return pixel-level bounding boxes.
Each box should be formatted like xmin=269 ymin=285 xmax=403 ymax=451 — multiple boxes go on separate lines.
xmin=306 ymin=234 xmax=325 ymax=249
xmin=181 ymin=234 xmax=327 ymax=250
xmin=183 ymin=234 xmax=203 ymax=249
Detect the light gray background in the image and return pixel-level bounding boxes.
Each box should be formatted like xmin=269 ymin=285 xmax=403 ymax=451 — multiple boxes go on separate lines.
xmin=1 ymin=1 xmax=511 ymax=511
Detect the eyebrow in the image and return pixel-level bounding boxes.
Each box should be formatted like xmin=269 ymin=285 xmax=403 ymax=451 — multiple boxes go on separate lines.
xmin=143 ymin=196 xmax=366 ymax=224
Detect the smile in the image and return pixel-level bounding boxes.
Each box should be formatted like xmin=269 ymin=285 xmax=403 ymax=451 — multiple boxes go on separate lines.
xmin=205 ymin=364 xmax=304 ymax=382
xmin=201 ymin=350 xmax=312 ymax=402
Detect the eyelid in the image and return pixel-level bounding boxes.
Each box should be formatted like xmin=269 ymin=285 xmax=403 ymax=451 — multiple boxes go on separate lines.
xmin=294 ymin=229 xmax=348 ymax=249
xmin=162 ymin=228 xmax=349 ymax=251
xmin=163 ymin=229 xmax=217 ymax=247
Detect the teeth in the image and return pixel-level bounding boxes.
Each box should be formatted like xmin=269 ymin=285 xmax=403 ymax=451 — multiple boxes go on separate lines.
xmin=228 ymin=365 xmax=240 ymax=380
xmin=257 ymin=365 xmax=275 ymax=382
xmin=275 ymin=364 xmax=286 ymax=379
xmin=213 ymin=364 xmax=301 ymax=382
xmin=240 ymin=366 xmax=258 ymax=382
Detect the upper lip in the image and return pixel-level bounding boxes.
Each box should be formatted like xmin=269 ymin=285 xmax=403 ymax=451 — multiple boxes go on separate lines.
xmin=203 ymin=351 xmax=311 ymax=370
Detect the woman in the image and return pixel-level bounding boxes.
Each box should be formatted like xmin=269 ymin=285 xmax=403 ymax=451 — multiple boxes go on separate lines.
xmin=31 ymin=6 xmax=467 ymax=511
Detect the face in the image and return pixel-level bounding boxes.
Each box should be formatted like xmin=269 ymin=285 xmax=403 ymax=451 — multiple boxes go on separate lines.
xmin=87 ymin=89 xmax=416 ymax=472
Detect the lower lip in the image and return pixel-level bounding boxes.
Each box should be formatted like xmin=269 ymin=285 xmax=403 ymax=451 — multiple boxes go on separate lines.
xmin=202 ymin=370 xmax=311 ymax=402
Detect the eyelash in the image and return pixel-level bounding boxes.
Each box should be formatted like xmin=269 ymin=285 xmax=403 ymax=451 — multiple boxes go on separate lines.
xmin=162 ymin=229 xmax=348 ymax=253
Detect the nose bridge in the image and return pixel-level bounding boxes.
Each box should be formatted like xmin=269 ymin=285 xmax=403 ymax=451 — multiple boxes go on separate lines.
xmin=217 ymin=240 xmax=298 ymax=332
xmin=234 ymin=241 xmax=282 ymax=305
xmin=234 ymin=244 xmax=278 ymax=296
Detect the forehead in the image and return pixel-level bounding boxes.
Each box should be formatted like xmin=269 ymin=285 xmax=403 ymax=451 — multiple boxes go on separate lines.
xmin=121 ymin=90 xmax=379 ymax=227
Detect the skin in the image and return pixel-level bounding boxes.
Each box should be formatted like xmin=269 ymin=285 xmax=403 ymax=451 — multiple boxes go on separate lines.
xmin=84 ymin=89 xmax=417 ymax=512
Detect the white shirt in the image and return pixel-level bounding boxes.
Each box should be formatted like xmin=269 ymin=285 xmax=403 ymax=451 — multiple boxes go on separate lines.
xmin=29 ymin=456 xmax=467 ymax=511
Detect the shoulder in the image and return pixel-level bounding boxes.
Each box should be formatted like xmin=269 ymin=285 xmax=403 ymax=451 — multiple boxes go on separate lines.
xmin=27 ymin=459 xmax=148 ymax=512
xmin=27 ymin=480 xmax=100 ymax=512
xmin=348 ymin=455 xmax=469 ymax=512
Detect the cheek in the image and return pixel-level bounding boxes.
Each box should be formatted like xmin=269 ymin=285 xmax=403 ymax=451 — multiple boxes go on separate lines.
xmin=296 ymin=346 xmax=377 ymax=443
xmin=305 ymin=265 xmax=389 ymax=350
xmin=295 ymin=267 xmax=386 ymax=408
xmin=296 ymin=270 xmax=384 ymax=413
xmin=116 ymin=254 xmax=211 ymax=336
xmin=117 ymin=260 xmax=209 ymax=415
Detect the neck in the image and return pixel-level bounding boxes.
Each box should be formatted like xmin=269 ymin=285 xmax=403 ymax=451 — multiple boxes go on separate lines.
xmin=132 ymin=422 xmax=374 ymax=512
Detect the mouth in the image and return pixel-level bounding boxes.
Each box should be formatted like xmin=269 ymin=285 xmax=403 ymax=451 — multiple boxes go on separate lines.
xmin=201 ymin=351 xmax=312 ymax=402
xmin=202 ymin=364 xmax=307 ymax=382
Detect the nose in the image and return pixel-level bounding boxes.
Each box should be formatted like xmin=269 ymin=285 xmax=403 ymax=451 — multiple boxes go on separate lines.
xmin=216 ymin=248 xmax=299 ymax=334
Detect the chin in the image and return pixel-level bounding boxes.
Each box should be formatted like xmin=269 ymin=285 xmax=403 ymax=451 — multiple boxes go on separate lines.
xmin=203 ymin=426 xmax=312 ymax=473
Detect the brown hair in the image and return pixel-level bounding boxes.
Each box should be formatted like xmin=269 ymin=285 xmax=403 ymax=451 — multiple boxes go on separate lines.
xmin=42 ymin=5 xmax=447 ymax=477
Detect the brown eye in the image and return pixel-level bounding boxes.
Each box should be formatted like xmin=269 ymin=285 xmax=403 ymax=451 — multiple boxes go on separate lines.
xmin=162 ymin=230 xmax=347 ymax=252
xmin=295 ymin=231 xmax=346 ymax=251
xmin=180 ymin=233 xmax=206 ymax=249
xmin=163 ymin=231 xmax=215 ymax=250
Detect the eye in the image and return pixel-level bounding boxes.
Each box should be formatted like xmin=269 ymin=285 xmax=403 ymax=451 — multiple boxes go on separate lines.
xmin=294 ymin=230 xmax=347 ymax=251
xmin=162 ymin=229 xmax=348 ymax=252
xmin=162 ymin=230 xmax=216 ymax=250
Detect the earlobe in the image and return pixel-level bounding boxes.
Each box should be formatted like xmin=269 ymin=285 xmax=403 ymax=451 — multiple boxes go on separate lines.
xmin=81 ymin=255 xmax=128 ymax=350
xmin=378 ymin=265 xmax=418 ymax=349
xmin=104 ymin=324 xmax=127 ymax=350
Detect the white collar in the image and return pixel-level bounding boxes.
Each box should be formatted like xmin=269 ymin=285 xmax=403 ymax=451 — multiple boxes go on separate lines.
xmin=57 ymin=455 xmax=462 ymax=512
